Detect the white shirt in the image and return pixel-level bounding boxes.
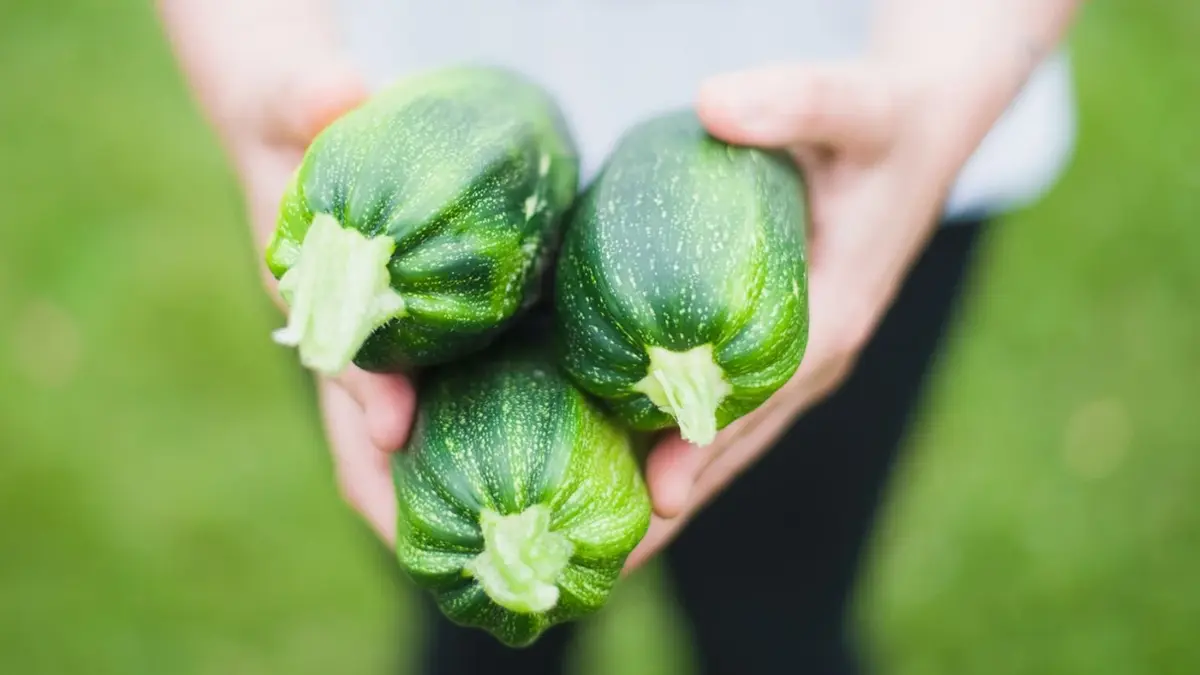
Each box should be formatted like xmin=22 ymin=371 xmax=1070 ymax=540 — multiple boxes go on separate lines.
xmin=334 ymin=0 xmax=1076 ymax=221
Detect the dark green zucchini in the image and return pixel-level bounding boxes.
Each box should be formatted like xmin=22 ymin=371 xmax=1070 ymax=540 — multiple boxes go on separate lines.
xmin=265 ymin=65 xmax=579 ymax=374
xmin=554 ymin=110 xmax=809 ymax=446
xmin=391 ymin=322 xmax=651 ymax=647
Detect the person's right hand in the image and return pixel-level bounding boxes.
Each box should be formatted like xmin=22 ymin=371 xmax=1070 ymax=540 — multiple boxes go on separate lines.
xmin=226 ymin=60 xmax=410 ymax=545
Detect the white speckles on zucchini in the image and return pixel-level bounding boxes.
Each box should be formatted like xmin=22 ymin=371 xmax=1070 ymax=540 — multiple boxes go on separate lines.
xmin=523 ymin=194 xmax=540 ymax=221
xmin=392 ymin=335 xmax=652 ymax=647
xmin=554 ymin=109 xmax=809 ymax=440
xmin=264 ymin=65 xmax=582 ymax=370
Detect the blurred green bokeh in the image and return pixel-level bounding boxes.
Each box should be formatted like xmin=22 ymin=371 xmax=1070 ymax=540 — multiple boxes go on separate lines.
xmin=1 ymin=2 xmax=1196 ymax=674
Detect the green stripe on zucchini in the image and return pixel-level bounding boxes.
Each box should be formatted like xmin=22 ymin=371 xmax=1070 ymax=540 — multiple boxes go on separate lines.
xmin=392 ymin=319 xmax=652 ymax=647
xmin=265 ymin=65 xmax=580 ymax=375
xmin=554 ymin=110 xmax=810 ymax=446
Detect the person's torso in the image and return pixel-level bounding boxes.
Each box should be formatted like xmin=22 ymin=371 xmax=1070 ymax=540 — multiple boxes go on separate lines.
xmin=335 ymin=0 xmax=1077 ymax=220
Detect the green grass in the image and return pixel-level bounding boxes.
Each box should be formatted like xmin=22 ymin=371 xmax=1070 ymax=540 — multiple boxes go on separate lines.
xmin=1 ymin=2 xmax=1196 ymax=674
xmin=856 ymin=4 xmax=1200 ymax=674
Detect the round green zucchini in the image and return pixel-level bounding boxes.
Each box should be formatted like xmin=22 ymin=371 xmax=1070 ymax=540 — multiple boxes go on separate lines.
xmin=391 ymin=322 xmax=652 ymax=647
xmin=554 ymin=110 xmax=810 ymax=446
xmin=264 ymin=65 xmax=579 ymax=375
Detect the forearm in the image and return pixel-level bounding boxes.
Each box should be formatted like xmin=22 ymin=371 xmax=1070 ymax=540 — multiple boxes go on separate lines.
xmin=156 ymin=0 xmax=343 ymax=149
xmin=869 ymin=0 xmax=1085 ymax=180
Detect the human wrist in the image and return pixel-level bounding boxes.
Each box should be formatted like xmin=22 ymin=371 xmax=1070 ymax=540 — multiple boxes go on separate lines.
xmin=868 ymin=0 xmax=1083 ymax=188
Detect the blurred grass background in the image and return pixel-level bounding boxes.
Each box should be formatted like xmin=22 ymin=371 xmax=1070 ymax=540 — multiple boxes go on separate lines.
xmin=1 ymin=1 xmax=1196 ymax=674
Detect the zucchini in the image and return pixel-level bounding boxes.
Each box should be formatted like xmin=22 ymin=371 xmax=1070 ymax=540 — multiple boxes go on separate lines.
xmin=554 ymin=110 xmax=809 ymax=446
xmin=392 ymin=319 xmax=652 ymax=647
xmin=265 ymin=65 xmax=579 ymax=375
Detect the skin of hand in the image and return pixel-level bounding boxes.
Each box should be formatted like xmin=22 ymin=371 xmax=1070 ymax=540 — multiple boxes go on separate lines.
xmin=160 ymin=0 xmax=1082 ymax=573
xmin=625 ymin=0 xmax=1085 ymax=572
xmin=250 ymin=61 xmax=936 ymax=564
xmin=162 ymin=33 xmax=412 ymax=545
xmin=622 ymin=62 xmax=959 ymax=572
xmin=158 ymin=0 xmax=415 ymax=545
xmin=248 ymin=68 xmax=417 ymax=545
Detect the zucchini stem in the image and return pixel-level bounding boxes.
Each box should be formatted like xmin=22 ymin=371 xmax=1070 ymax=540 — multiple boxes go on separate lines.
xmin=633 ymin=344 xmax=732 ymax=446
xmin=465 ymin=505 xmax=574 ymax=614
xmin=272 ymin=213 xmax=406 ymax=375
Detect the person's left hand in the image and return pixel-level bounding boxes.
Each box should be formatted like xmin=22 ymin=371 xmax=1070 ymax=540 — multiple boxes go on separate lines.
xmin=624 ymin=61 xmax=976 ymax=573
xmin=223 ymin=60 xmax=416 ymax=545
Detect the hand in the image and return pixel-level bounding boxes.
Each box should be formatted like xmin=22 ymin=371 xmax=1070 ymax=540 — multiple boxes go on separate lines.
xmin=625 ymin=62 xmax=971 ymax=572
xmin=227 ymin=61 xmax=412 ymax=544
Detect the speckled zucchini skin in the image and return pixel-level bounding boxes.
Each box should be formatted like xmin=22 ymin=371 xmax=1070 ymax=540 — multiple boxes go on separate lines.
xmin=265 ymin=65 xmax=579 ymax=371
xmin=391 ymin=323 xmax=652 ymax=647
xmin=554 ymin=110 xmax=810 ymax=436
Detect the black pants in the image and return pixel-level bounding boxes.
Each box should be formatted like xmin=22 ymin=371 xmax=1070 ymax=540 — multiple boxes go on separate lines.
xmin=413 ymin=219 xmax=988 ymax=675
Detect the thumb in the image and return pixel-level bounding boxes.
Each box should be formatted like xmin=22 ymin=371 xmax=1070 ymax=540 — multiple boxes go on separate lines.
xmin=263 ymin=59 xmax=371 ymax=146
xmin=696 ymin=63 xmax=896 ymax=154
xmin=643 ymin=432 xmax=706 ymax=518
xmin=642 ymin=414 xmax=754 ymax=519
xmin=331 ymin=368 xmax=417 ymax=453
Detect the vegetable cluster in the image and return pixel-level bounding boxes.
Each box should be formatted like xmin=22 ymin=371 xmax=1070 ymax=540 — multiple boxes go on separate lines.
xmin=266 ymin=65 xmax=809 ymax=647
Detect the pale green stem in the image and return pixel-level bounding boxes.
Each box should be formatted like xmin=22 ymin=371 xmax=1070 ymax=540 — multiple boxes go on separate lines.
xmin=632 ymin=344 xmax=732 ymax=446
xmin=464 ymin=505 xmax=574 ymax=614
xmin=271 ymin=213 xmax=406 ymax=375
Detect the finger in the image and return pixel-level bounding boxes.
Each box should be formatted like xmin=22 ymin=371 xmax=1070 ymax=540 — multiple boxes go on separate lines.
xmin=318 ymin=378 xmax=398 ymax=546
xmin=628 ymin=394 xmax=809 ymax=575
xmin=263 ymin=59 xmax=370 ymax=146
xmin=689 ymin=408 xmax=796 ymax=512
xmin=642 ymin=411 xmax=758 ymax=518
xmin=642 ymin=432 xmax=704 ymax=519
xmin=332 ymin=368 xmax=418 ymax=452
xmin=627 ymin=405 xmax=800 ymax=575
xmin=697 ymin=63 xmax=896 ymax=154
